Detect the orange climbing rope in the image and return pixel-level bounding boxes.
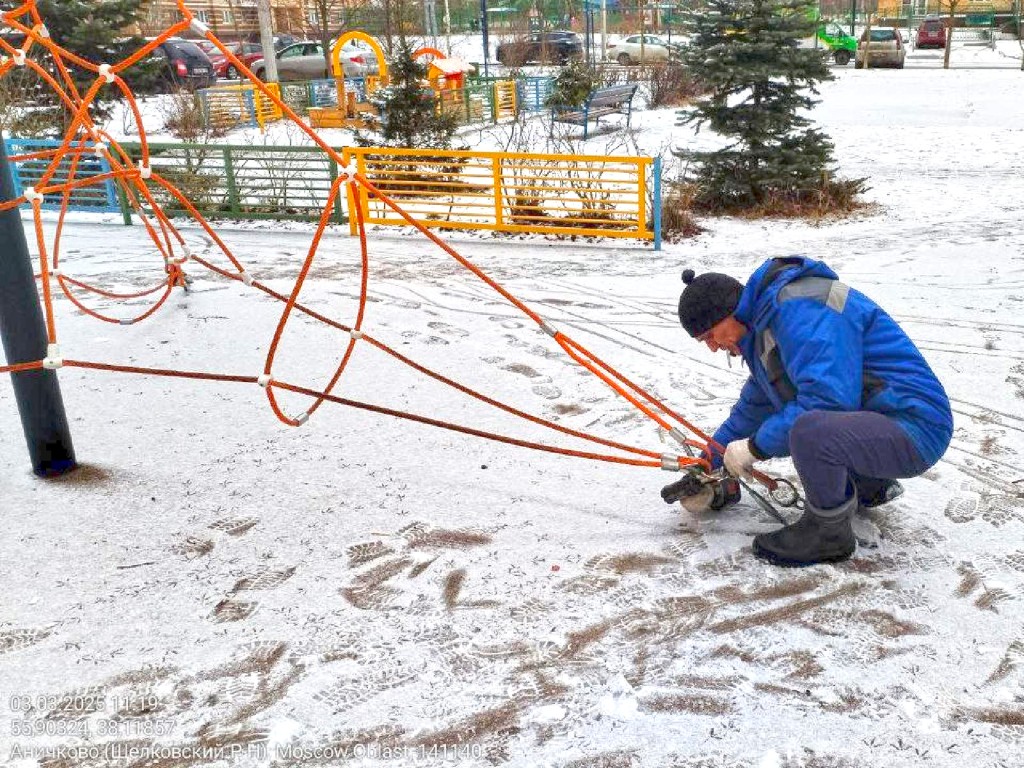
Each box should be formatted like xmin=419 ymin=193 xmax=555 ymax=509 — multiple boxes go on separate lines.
xmin=0 ymin=0 xmax=738 ymax=480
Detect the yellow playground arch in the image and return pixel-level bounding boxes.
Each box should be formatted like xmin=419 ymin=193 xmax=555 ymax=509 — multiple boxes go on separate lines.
xmin=331 ymin=31 xmax=388 ymax=81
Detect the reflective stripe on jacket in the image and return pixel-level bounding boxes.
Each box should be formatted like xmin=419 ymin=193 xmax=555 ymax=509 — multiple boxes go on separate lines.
xmin=711 ymin=256 xmax=953 ymax=467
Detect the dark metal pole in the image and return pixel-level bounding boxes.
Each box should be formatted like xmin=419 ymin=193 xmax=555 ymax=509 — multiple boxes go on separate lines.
xmin=0 ymin=133 xmax=76 ymax=477
xmin=480 ymin=0 xmax=490 ymax=77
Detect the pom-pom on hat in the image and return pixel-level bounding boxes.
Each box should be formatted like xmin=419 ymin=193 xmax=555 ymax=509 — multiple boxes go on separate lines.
xmin=677 ymin=269 xmax=744 ymax=338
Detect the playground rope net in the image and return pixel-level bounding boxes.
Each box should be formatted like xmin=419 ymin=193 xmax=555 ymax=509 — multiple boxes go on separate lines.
xmin=0 ymin=0 xmax=719 ymax=477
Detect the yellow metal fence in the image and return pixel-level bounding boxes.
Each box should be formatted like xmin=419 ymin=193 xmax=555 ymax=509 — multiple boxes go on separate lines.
xmin=342 ymin=147 xmax=657 ymax=243
xmin=198 ymin=83 xmax=283 ymax=131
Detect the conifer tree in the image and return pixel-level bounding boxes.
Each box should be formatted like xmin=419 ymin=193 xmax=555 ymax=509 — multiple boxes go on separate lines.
xmin=675 ymin=0 xmax=863 ymax=211
xmin=355 ymin=46 xmax=459 ymax=149
xmin=10 ymin=0 xmax=158 ymax=135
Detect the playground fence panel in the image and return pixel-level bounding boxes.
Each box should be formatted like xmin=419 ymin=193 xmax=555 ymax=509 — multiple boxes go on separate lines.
xmin=342 ymin=146 xmax=659 ymax=245
xmin=5 ymin=140 xmax=660 ymax=245
xmin=5 ymin=138 xmax=121 ymax=214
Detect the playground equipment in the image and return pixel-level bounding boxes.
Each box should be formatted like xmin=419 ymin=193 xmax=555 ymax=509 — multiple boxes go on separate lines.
xmin=415 ymin=46 xmax=474 ymax=91
xmin=308 ymin=31 xmax=388 ymax=129
xmin=0 ymin=0 xmax=804 ymax=517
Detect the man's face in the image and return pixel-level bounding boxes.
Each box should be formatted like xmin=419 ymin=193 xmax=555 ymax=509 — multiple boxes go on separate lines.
xmin=697 ymin=316 xmax=745 ymax=356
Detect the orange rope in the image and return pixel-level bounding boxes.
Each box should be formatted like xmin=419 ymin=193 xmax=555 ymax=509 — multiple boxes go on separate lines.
xmin=0 ymin=1 xmax=724 ymax=479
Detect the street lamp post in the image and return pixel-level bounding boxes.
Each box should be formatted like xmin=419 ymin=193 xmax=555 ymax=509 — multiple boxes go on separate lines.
xmin=480 ymin=0 xmax=490 ymax=77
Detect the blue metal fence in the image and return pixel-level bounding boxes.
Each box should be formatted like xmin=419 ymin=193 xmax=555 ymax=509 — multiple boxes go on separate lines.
xmin=4 ymin=138 xmax=121 ymax=215
xmin=515 ymin=76 xmax=556 ymax=112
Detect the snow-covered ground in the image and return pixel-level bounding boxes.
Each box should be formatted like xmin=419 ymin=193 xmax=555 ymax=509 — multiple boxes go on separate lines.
xmin=2 ymin=65 xmax=1024 ymax=767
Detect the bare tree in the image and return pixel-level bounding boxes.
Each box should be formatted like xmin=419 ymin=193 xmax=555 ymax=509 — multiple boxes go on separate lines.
xmin=306 ymin=0 xmax=345 ymax=74
xmin=938 ymin=0 xmax=964 ymax=69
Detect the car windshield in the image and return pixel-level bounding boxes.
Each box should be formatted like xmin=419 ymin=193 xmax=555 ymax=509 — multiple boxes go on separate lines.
xmin=867 ymin=30 xmax=896 ymax=41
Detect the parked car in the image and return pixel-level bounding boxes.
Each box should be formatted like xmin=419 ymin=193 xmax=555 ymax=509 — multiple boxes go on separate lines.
xmin=495 ymin=31 xmax=583 ymax=66
xmin=855 ymin=27 xmax=906 ymax=69
xmin=336 ymin=39 xmax=380 ymax=77
xmin=273 ymin=34 xmax=301 ymax=52
xmin=816 ymin=21 xmax=857 ymax=65
xmin=916 ymin=17 xmax=947 ymax=49
xmin=606 ymin=34 xmax=681 ymax=65
xmin=151 ymin=38 xmax=216 ymax=89
xmin=250 ymin=41 xmax=366 ymax=81
xmin=196 ymin=41 xmax=265 ymax=79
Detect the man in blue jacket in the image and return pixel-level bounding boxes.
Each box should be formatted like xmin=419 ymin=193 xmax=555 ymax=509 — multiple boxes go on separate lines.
xmin=676 ymin=256 xmax=953 ymax=566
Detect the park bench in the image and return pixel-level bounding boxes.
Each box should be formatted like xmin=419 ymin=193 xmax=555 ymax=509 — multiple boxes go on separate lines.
xmin=551 ymin=83 xmax=638 ymax=140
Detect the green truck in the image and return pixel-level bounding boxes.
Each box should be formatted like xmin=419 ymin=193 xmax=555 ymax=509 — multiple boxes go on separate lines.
xmin=816 ymin=21 xmax=857 ymax=65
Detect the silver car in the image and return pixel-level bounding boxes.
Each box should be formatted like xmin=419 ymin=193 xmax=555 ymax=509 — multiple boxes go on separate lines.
xmin=251 ymin=41 xmax=366 ymax=81
xmin=855 ymin=28 xmax=906 ymax=69
xmin=606 ymin=34 xmax=682 ymax=65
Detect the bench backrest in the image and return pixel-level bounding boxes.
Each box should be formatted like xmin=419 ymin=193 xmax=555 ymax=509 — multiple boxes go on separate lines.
xmin=586 ymin=84 xmax=638 ymax=108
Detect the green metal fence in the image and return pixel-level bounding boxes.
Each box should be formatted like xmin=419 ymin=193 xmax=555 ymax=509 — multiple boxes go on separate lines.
xmin=120 ymin=142 xmax=347 ymax=224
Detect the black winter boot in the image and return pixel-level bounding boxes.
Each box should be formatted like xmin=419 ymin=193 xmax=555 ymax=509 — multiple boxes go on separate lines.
xmin=858 ymin=478 xmax=904 ymax=509
xmin=752 ymin=493 xmax=857 ymax=567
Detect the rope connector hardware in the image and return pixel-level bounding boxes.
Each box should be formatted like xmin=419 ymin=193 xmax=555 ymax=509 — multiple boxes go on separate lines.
xmin=539 ymin=320 xmax=559 ymax=338
xmin=348 ymin=329 xmax=364 ymax=340
xmin=50 ymin=269 xmax=62 ymax=278
xmin=338 ymin=161 xmax=359 ymax=182
xmin=35 ymin=24 xmax=50 ymax=39
xmin=138 ymin=162 xmax=152 ymax=180
xmin=172 ymin=247 xmax=192 ymax=265
xmin=42 ymin=344 xmax=63 ymax=370
xmin=667 ymin=427 xmax=689 ymax=446
xmin=23 ymin=186 xmax=44 ymax=205
xmin=238 ymin=271 xmax=255 ymax=286
xmin=98 ymin=63 xmax=115 ymax=83
xmin=13 ymin=49 xmax=26 ymax=66
xmin=257 ymin=373 xmax=272 ymax=388
xmin=294 ymin=412 xmax=310 ymax=426
xmin=660 ymin=453 xmax=682 ymax=471
xmin=189 ymin=17 xmax=211 ymax=36
xmin=93 ymin=142 xmax=107 ymax=158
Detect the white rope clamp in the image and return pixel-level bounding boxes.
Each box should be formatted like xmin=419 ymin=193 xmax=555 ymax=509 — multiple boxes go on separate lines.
xmin=238 ymin=271 xmax=255 ymax=286
xmin=348 ymin=329 xmax=364 ymax=340
xmin=138 ymin=161 xmax=152 ymax=180
xmin=172 ymin=247 xmax=192 ymax=265
xmin=338 ymin=161 xmax=358 ymax=182
xmin=43 ymin=344 xmax=63 ymax=370
xmin=23 ymin=186 xmax=43 ymax=204
xmin=13 ymin=49 xmax=25 ymax=66
xmin=36 ymin=25 xmax=50 ymax=39
xmin=50 ymin=269 xmax=62 ymax=278
xmin=660 ymin=454 xmax=681 ymax=472
xmin=119 ymin=318 xmax=133 ymax=326
xmin=189 ymin=17 xmax=210 ymax=36
xmin=294 ymin=412 xmax=310 ymax=426
xmin=257 ymin=373 xmax=272 ymax=388
xmin=539 ymin=320 xmax=559 ymax=337
xmin=98 ymin=63 xmax=115 ymax=83
xmin=93 ymin=142 xmax=107 ymax=159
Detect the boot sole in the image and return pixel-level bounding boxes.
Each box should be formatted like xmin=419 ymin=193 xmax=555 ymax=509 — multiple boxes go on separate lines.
xmin=751 ymin=539 xmax=855 ymax=568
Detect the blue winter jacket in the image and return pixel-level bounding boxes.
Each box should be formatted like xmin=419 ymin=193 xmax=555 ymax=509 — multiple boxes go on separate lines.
xmin=710 ymin=257 xmax=953 ymax=468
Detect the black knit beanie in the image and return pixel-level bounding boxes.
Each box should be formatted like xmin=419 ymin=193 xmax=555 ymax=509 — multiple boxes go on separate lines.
xmin=677 ymin=269 xmax=744 ymax=338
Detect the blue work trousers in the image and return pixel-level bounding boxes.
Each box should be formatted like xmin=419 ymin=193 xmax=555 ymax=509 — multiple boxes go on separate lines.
xmin=789 ymin=410 xmax=932 ymax=510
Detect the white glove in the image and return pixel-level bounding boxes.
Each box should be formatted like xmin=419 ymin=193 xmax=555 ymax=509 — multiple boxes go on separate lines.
xmin=724 ymin=439 xmax=757 ymax=479
xmin=679 ymin=485 xmax=714 ymax=515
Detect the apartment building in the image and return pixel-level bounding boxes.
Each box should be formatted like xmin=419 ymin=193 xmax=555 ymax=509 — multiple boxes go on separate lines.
xmin=137 ymin=1 xmax=311 ymax=38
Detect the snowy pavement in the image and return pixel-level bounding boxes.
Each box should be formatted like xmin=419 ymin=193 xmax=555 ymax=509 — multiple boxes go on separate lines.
xmin=2 ymin=66 xmax=1024 ymax=767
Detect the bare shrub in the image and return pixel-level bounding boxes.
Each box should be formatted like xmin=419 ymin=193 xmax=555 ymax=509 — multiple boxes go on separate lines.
xmin=646 ymin=62 xmax=704 ymax=109
xmin=160 ymin=89 xmax=227 ymax=143
xmin=661 ymin=182 xmax=704 ymax=241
